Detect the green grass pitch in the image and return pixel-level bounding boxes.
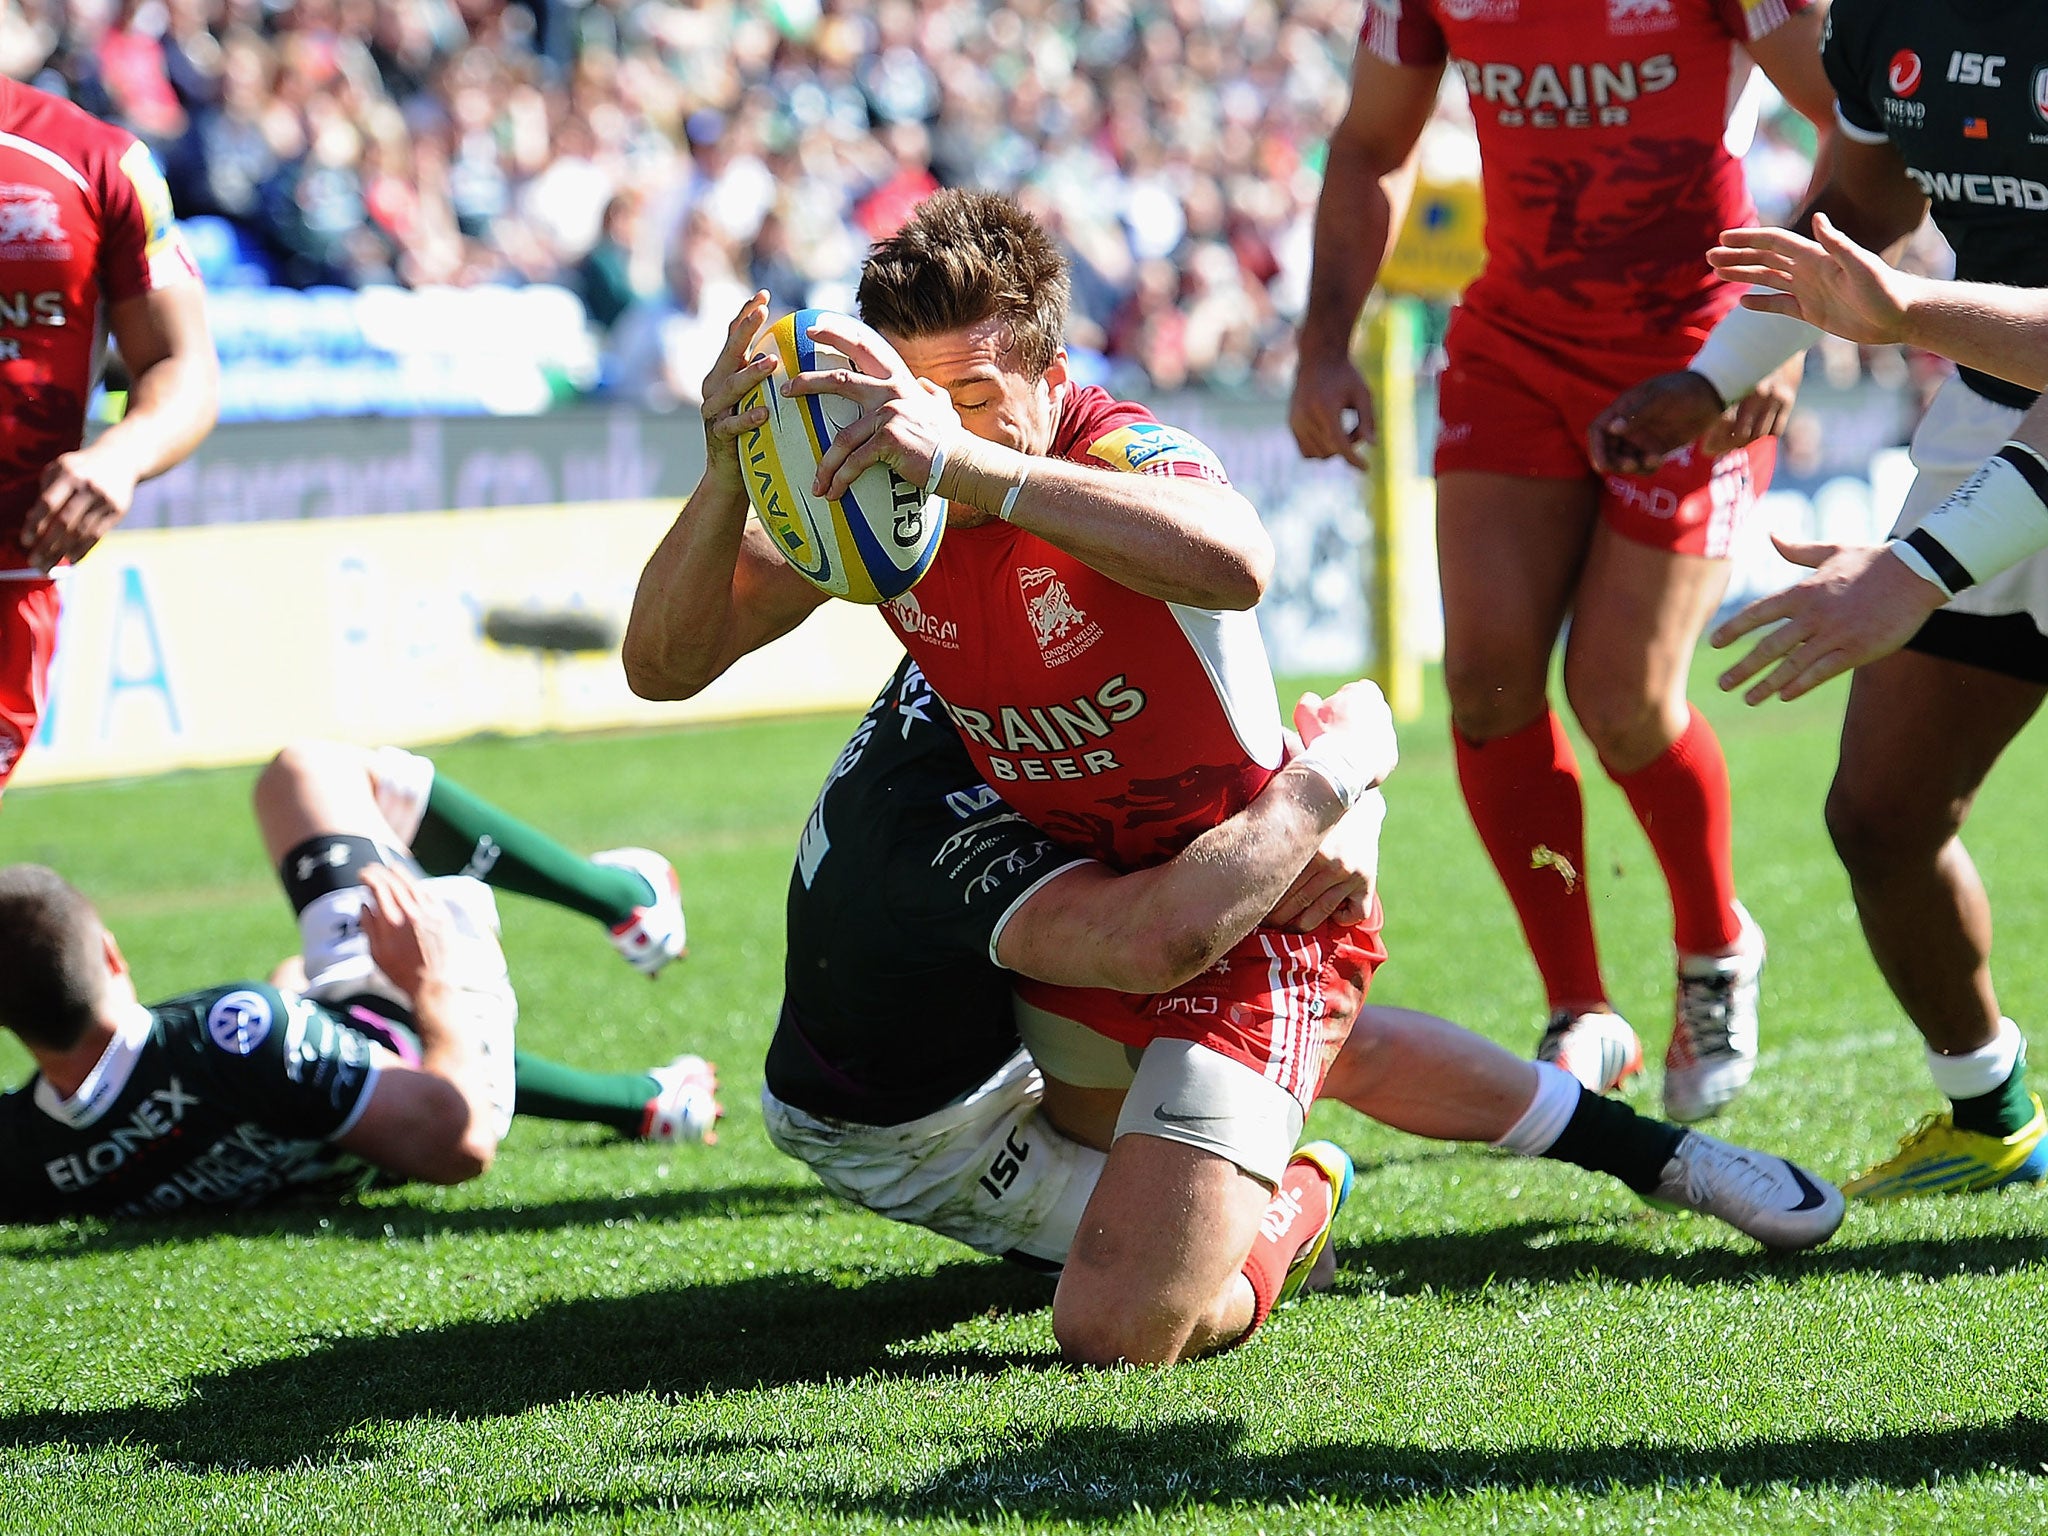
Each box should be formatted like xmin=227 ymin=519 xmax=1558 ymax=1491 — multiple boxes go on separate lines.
xmin=3 ymin=668 xmax=2047 ymax=1535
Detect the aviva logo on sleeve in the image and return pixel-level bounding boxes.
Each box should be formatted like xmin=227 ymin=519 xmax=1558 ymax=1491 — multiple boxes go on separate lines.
xmin=1086 ymin=423 xmax=1229 ymax=482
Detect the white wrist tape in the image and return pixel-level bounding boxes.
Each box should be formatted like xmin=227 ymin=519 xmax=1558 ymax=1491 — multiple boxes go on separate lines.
xmin=1688 ymin=304 xmax=1823 ymax=406
xmin=1899 ymin=442 xmax=2048 ymax=595
xmin=998 ymin=462 xmax=1030 ymax=522
xmin=1293 ymin=731 xmax=1392 ymax=810
xmin=922 ymin=441 xmax=950 ymax=500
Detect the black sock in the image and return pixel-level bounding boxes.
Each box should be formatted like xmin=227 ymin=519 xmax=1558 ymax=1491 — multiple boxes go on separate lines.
xmin=1542 ymin=1087 xmax=1686 ymax=1196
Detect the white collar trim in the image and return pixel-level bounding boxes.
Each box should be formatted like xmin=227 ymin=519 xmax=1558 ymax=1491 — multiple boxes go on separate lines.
xmin=34 ymin=1003 xmax=153 ymax=1129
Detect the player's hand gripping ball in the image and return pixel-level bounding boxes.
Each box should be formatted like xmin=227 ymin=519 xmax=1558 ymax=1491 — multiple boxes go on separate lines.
xmin=739 ymin=308 xmax=944 ymax=603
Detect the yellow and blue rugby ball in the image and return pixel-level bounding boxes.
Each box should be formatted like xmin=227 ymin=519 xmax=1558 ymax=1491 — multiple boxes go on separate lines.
xmin=739 ymin=308 xmax=944 ymax=604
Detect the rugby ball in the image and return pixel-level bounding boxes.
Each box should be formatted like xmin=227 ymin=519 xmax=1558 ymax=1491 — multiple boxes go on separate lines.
xmin=738 ymin=308 xmax=944 ymax=604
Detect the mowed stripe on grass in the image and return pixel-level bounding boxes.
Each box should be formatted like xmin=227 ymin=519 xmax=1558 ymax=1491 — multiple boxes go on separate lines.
xmin=0 ymin=667 xmax=2044 ymax=1535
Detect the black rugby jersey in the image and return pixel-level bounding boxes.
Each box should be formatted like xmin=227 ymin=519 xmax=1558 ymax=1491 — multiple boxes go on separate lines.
xmin=1824 ymin=0 xmax=2048 ymax=407
xmin=0 ymin=982 xmax=379 ymax=1222
xmin=766 ymin=657 xmax=1090 ymax=1126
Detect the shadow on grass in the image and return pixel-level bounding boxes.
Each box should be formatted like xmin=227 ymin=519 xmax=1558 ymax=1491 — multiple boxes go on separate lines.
xmin=0 ymin=1182 xmax=831 ymax=1260
xmin=0 ymin=1260 xmax=1058 ymax=1469
xmin=504 ymin=1413 xmax=2048 ymax=1524
xmin=1332 ymin=1219 xmax=2048 ymax=1294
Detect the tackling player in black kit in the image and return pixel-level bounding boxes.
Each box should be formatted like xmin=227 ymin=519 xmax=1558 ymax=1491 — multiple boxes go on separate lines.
xmin=1593 ymin=0 xmax=2048 ymax=1197
xmin=765 ymin=659 xmax=1845 ymax=1274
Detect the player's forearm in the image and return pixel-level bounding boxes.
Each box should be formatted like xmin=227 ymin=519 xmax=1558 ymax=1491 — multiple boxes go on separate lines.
xmin=94 ymin=345 xmax=219 ymax=486
xmin=1895 ymin=282 xmax=2048 ymax=391
xmin=1298 ymin=141 xmax=1407 ymax=367
xmin=1892 ymin=398 xmax=2048 ymax=595
xmin=400 ymin=977 xmax=498 ymax=1183
xmin=944 ymin=440 xmax=1272 ymax=609
xmin=623 ymin=479 xmax=756 ymax=699
xmin=1010 ymin=762 xmax=1344 ymax=993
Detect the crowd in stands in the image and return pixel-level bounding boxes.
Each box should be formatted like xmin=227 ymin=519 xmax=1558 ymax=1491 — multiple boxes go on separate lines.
xmin=3 ymin=0 xmax=1364 ymax=406
xmin=1 ymin=0 xmax=1947 ymax=414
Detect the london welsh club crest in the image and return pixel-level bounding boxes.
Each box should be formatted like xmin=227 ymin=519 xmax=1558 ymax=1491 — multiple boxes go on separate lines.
xmin=1019 ymin=566 xmax=1087 ymax=649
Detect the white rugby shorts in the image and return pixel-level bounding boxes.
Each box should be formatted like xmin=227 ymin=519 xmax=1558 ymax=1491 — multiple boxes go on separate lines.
xmin=761 ymin=1048 xmax=1105 ymax=1268
xmin=297 ymin=873 xmax=519 ymax=1140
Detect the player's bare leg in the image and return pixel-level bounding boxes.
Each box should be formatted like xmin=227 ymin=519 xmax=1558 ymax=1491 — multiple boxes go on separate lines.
xmin=1437 ymin=473 xmax=1638 ymax=1082
xmin=1827 ymin=649 xmax=2040 ymax=1054
xmin=1321 ymin=1005 xmax=1841 ymax=1250
xmin=1828 ymin=648 xmax=2048 ymax=1196
xmin=254 ymin=741 xmax=684 ymax=974
xmin=1319 ymin=1004 xmax=1537 ymax=1140
xmin=1560 ymin=528 xmax=1729 ymax=777
xmin=253 ymin=740 xmax=409 ymax=860
xmin=1436 ymin=472 xmax=1596 ymax=750
xmin=1562 ymin=525 xmax=1761 ymax=1120
xmin=1053 ymin=1133 xmax=1273 ymax=1365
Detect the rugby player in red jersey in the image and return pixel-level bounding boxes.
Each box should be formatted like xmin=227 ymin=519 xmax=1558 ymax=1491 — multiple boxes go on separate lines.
xmin=626 ymin=192 xmax=1842 ymax=1366
xmin=1290 ymin=0 xmax=1837 ymax=1122
xmin=0 ymin=75 xmax=219 ymax=801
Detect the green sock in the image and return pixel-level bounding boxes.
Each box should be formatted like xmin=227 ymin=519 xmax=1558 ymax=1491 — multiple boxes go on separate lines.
xmin=408 ymin=772 xmax=653 ymax=925
xmin=1951 ymin=1058 xmax=2036 ymax=1139
xmin=512 ymin=1052 xmax=661 ymax=1134
xmin=1542 ymin=1089 xmax=1687 ymax=1196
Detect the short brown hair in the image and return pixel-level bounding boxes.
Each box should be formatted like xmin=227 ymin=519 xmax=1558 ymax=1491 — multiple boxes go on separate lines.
xmin=0 ymin=865 xmax=107 ymax=1050
xmin=857 ymin=190 xmax=1071 ymax=377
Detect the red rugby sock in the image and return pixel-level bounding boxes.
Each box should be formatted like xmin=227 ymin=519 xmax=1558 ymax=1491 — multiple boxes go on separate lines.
xmin=1231 ymin=1157 xmax=1337 ymax=1347
xmin=1453 ymin=711 xmax=1607 ymax=1011
xmin=1607 ymin=707 xmax=1741 ymax=956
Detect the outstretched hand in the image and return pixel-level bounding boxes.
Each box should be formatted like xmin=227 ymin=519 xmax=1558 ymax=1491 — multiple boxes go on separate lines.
xmin=1709 ymin=212 xmax=1917 ymax=348
xmin=1711 ymin=535 xmax=1948 ymax=703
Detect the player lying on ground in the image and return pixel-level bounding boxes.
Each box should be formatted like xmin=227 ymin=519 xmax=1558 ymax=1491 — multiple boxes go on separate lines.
xmin=764 ymin=658 xmax=1844 ymax=1325
xmin=0 ymin=743 xmax=716 ymax=1222
xmin=632 ymin=193 xmax=1839 ymax=1365
xmin=1590 ymin=0 xmax=2048 ymax=1200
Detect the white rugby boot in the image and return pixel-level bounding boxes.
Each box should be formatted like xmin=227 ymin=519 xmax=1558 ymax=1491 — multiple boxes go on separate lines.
xmin=1648 ymin=1130 xmax=1843 ymax=1251
xmin=1663 ymin=902 xmax=1765 ymax=1123
xmin=640 ymin=1054 xmax=722 ymax=1144
xmin=593 ymin=847 xmax=687 ymax=977
xmin=1537 ymin=1008 xmax=1645 ymax=1095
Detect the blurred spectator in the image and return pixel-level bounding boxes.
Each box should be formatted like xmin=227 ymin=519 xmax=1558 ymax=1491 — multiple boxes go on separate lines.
xmin=576 ymin=187 xmax=644 ymax=331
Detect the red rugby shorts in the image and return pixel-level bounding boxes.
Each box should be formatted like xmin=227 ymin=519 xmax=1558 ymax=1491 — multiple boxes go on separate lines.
xmin=1434 ymin=306 xmax=1775 ymax=559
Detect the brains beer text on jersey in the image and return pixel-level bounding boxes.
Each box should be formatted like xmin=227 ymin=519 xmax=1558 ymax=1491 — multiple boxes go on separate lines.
xmin=1453 ymin=53 xmax=1677 ymax=128
xmin=944 ymin=674 xmax=1147 ymax=784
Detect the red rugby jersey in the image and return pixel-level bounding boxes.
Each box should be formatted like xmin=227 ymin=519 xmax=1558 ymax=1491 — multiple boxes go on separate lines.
xmin=0 ymin=77 xmax=197 ymax=571
xmin=880 ymin=385 xmax=1283 ymax=871
xmin=1366 ymin=0 xmax=1813 ymax=361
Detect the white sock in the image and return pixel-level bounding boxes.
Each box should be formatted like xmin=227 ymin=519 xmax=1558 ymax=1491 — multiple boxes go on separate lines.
xmin=1492 ymin=1061 xmax=1582 ymax=1157
xmin=1926 ymin=1017 xmax=2024 ymax=1103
